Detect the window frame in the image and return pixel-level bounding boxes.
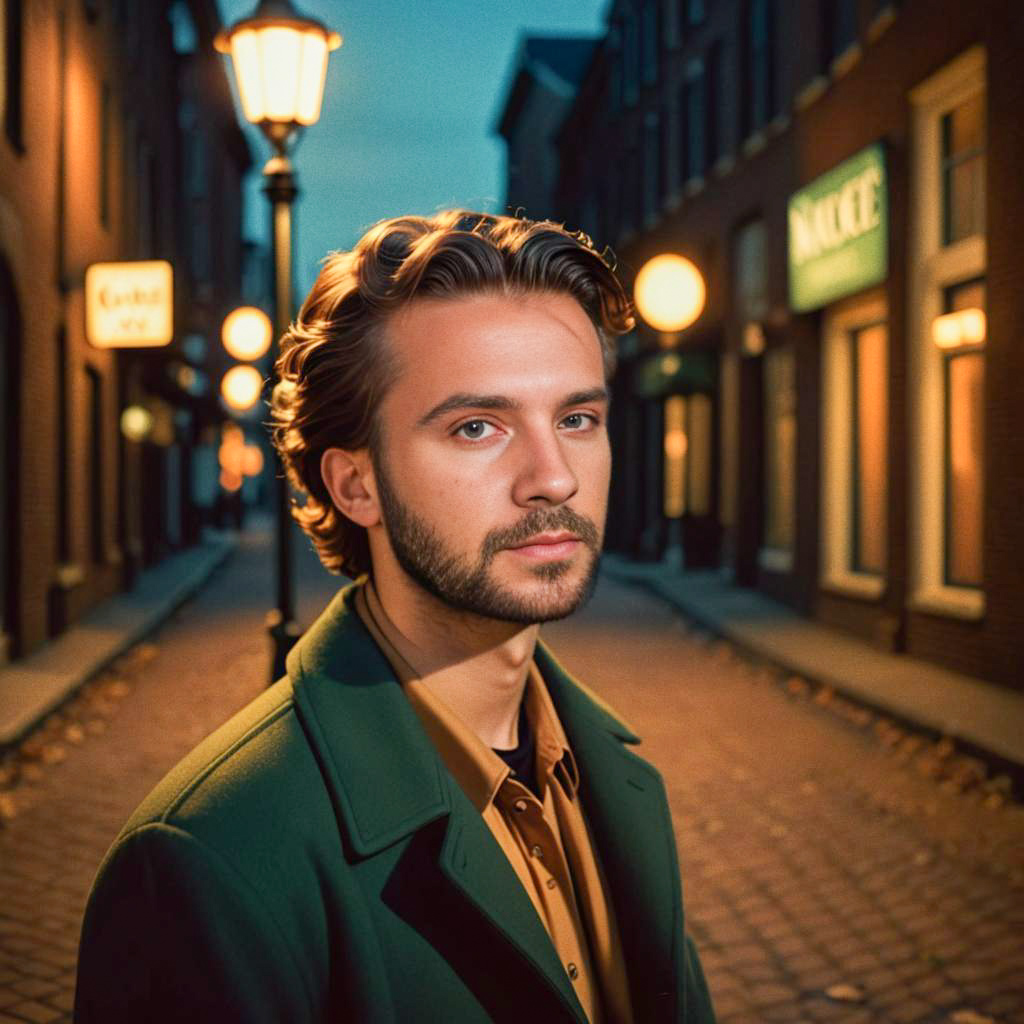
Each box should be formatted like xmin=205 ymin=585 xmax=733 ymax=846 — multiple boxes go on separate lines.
xmin=820 ymin=293 xmax=888 ymax=599
xmin=907 ymin=46 xmax=986 ymax=620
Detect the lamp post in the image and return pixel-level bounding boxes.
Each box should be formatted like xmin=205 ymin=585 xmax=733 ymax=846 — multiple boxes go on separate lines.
xmin=633 ymin=254 xmax=706 ymax=566
xmin=216 ymin=0 xmax=342 ymax=681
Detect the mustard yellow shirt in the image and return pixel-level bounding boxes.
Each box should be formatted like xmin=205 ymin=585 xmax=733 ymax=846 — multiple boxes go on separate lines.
xmin=355 ymin=580 xmax=635 ymax=1024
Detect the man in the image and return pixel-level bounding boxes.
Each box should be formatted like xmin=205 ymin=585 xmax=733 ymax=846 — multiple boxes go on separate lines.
xmin=75 ymin=211 xmax=716 ymax=1023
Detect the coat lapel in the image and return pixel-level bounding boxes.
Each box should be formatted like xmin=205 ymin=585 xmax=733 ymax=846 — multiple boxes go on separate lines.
xmin=287 ymin=582 xmax=589 ymax=1023
xmin=535 ymin=641 xmax=683 ymax=1024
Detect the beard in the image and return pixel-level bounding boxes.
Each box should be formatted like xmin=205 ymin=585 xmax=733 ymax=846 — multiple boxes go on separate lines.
xmin=371 ymin=450 xmax=603 ymax=624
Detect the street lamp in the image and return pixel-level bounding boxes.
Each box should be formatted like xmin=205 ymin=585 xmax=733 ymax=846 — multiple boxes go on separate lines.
xmin=633 ymin=253 xmax=706 ymax=345
xmin=222 ymin=305 xmax=273 ymax=362
xmin=633 ymin=254 xmax=707 ymax=567
xmin=216 ymin=0 xmax=342 ymax=681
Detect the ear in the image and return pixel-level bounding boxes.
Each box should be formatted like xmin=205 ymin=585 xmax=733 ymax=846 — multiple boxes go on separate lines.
xmin=321 ymin=447 xmax=380 ymax=528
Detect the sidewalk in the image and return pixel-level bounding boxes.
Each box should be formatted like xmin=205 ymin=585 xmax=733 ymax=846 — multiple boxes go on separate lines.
xmin=0 ymin=530 xmax=238 ymax=752
xmin=602 ymin=554 xmax=1024 ymax=775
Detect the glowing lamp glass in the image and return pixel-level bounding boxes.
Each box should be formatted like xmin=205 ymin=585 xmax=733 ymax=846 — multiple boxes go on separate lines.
xmin=931 ymin=308 xmax=986 ymax=350
xmin=221 ymin=365 xmax=264 ymax=411
xmin=222 ymin=306 xmax=273 ymax=361
xmin=221 ymin=16 xmax=339 ymax=128
xmin=242 ymin=444 xmax=265 ymax=476
xmin=120 ymin=406 xmax=153 ymax=442
xmin=634 ymin=254 xmax=706 ymax=333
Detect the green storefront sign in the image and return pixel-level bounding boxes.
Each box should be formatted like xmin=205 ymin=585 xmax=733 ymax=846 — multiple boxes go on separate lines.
xmin=788 ymin=142 xmax=888 ymax=313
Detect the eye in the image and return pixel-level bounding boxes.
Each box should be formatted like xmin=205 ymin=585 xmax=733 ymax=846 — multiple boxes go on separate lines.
xmin=454 ymin=419 xmax=497 ymax=441
xmin=560 ymin=412 xmax=599 ymax=431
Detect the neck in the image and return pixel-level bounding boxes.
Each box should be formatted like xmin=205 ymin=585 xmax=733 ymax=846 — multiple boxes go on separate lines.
xmin=369 ymin=570 xmax=538 ymax=750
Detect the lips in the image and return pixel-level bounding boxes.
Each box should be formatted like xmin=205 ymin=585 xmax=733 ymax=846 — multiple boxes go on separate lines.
xmin=505 ymin=532 xmax=583 ymax=562
xmin=508 ymin=532 xmax=580 ymax=549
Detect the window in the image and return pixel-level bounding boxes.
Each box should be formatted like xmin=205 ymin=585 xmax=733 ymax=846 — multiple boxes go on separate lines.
xmin=3 ymin=0 xmax=24 ymax=150
xmin=822 ymin=0 xmax=857 ymax=68
xmin=706 ymin=40 xmax=722 ymax=167
xmin=622 ymin=10 xmax=639 ymax=107
xmin=688 ymin=0 xmax=706 ymax=25
xmin=56 ymin=327 xmax=70 ymax=563
xmin=941 ymin=91 xmax=985 ymax=246
xmin=943 ymin=278 xmax=985 ymax=588
xmin=762 ymin=345 xmax=796 ymax=568
xmin=87 ymin=365 xmax=104 ymax=563
xmin=683 ymin=61 xmax=707 ymax=182
xmin=664 ymin=0 xmax=681 ymax=48
xmin=742 ymin=0 xmax=775 ymax=137
xmin=642 ymin=112 xmax=660 ymax=223
xmin=663 ymin=393 xmax=712 ymax=519
xmin=851 ymin=322 xmax=888 ymax=575
xmin=99 ymin=80 xmax=111 ymax=227
xmin=821 ymin=296 xmax=889 ymax=596
xmin=641 ymin=0 xmax=659 ymax=87
xmin=908 ymin=46 xmax=986 ymax=618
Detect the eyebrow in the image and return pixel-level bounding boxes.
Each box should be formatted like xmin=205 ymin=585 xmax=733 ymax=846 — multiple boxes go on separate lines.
xmin=416 ymin=387 xmax=610 ymax=428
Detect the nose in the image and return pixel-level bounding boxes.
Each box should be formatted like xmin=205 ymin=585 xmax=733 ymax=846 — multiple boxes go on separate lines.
xmin=510 ymin=427 xmax=579 ymax=508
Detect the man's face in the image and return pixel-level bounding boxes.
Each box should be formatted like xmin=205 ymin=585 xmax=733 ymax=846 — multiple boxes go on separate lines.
xmin=369 ymin=291 xmax=611 ymax=624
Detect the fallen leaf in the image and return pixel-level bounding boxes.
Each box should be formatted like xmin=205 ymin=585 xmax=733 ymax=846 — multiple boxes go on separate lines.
xmin=0 ymin=793 xmax=16 ymax=820
xmin=825 ymin=983 xmax=865 ymax=1003
xmin=41 ymin=743 xmax=67 ymax=765
xmin=949 ymin=1010 xmax=997 ymax=1024
xmin=64 ymin=724 xmax=86 ymax=745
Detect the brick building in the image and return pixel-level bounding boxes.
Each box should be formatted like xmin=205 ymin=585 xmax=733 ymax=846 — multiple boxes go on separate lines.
xmin=544 ymin=0 xmax=1023 ymax=687
xmin=496 ymin=34 xmax=598 ymax=222
xmin=0 ymin=0 xmax=251 ymax=663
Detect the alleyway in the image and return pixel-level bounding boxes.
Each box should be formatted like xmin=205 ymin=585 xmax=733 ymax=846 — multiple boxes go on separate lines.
xmin=0 ymin=523 xmax=1021 ymax=1023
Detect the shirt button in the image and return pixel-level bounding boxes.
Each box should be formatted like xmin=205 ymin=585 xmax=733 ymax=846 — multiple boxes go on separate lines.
xmin=530 ymin=844 xmax=544 ymax=859
xmin=546 ymin=877 xmax=557 ymax=889
xmin=567 ymin=963 xmax=579 ymax=980
xmin=513 ymin=799 xmax=528 ymax=813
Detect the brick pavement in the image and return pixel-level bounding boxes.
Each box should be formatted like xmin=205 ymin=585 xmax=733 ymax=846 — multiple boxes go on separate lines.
xmin=544 ymin=580 xmax=1024 ymax=1024
xmin=1 ymin=526 xmax=1022 ymax=1023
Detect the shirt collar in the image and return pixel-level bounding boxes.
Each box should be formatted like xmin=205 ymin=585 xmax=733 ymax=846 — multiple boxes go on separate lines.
xmin=354 ymin=578 xmax=580 ymax=812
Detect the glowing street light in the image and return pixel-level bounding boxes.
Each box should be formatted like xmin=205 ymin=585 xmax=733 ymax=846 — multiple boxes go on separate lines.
xmin=932 ymin=308 xmax=986 ymax=349
xmin=220 ymin=365 xmax=264 ymax=412
xmin=217 ymin=0 xmax=342 ymax=680
xmin=215 ymin=0 xmax=341 ymax=151
xmin=634 ymin=253 xmax=706 ymax=340
xmin=222 ymin=306 xmax=273 ymax=361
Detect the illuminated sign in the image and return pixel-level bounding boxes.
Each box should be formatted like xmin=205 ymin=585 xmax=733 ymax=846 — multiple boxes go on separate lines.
xmin=788 ymin=143 xmax=887 ymax=312
xmin=85 ymin=260 xmax=173 ymax=348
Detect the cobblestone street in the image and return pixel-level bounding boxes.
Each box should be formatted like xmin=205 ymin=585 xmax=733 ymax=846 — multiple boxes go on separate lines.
xmin=1 ymin=524 xmax=1022 ymax=1023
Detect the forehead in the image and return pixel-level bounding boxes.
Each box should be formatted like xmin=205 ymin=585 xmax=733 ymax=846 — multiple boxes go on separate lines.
xmin=382 ymin=291 xmax=604 ymax=405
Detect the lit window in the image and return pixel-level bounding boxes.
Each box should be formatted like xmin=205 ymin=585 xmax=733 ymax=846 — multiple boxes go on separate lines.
xmin=850 ymin=322 xmax=888 ymax=575
xmin=821 ymin=297 xmax=888 ymax=597
xmin=941 ymin=91 xmax=985 ymax=246
xmin=943 ymin=278 xmax=985 ymax=588
xmin=908 ymin=46 xmax=986 ymax=618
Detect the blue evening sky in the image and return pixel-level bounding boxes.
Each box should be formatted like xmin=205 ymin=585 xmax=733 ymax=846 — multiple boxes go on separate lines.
xmin=216 ymin=0 xmax=609 ymax=300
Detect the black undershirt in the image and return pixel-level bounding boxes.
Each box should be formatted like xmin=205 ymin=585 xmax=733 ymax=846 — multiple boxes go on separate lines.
xmin=491 ymin=698 xmax=541 ymax=799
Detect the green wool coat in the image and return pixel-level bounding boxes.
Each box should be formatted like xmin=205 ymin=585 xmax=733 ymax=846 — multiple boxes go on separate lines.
xmin=75 ymin=582 xmax=716 ymax=1023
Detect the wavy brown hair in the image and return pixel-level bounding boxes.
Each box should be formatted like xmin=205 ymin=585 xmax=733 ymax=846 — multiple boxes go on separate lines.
xmin=269 ymin=209 xmax=634 ymax=578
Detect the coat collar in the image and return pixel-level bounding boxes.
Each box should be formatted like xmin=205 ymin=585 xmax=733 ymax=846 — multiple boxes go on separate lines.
xmin=286 ymin=580 xmax=640 ymax=858
xmin=287 ymin=580 xmax=680 ymax=1024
